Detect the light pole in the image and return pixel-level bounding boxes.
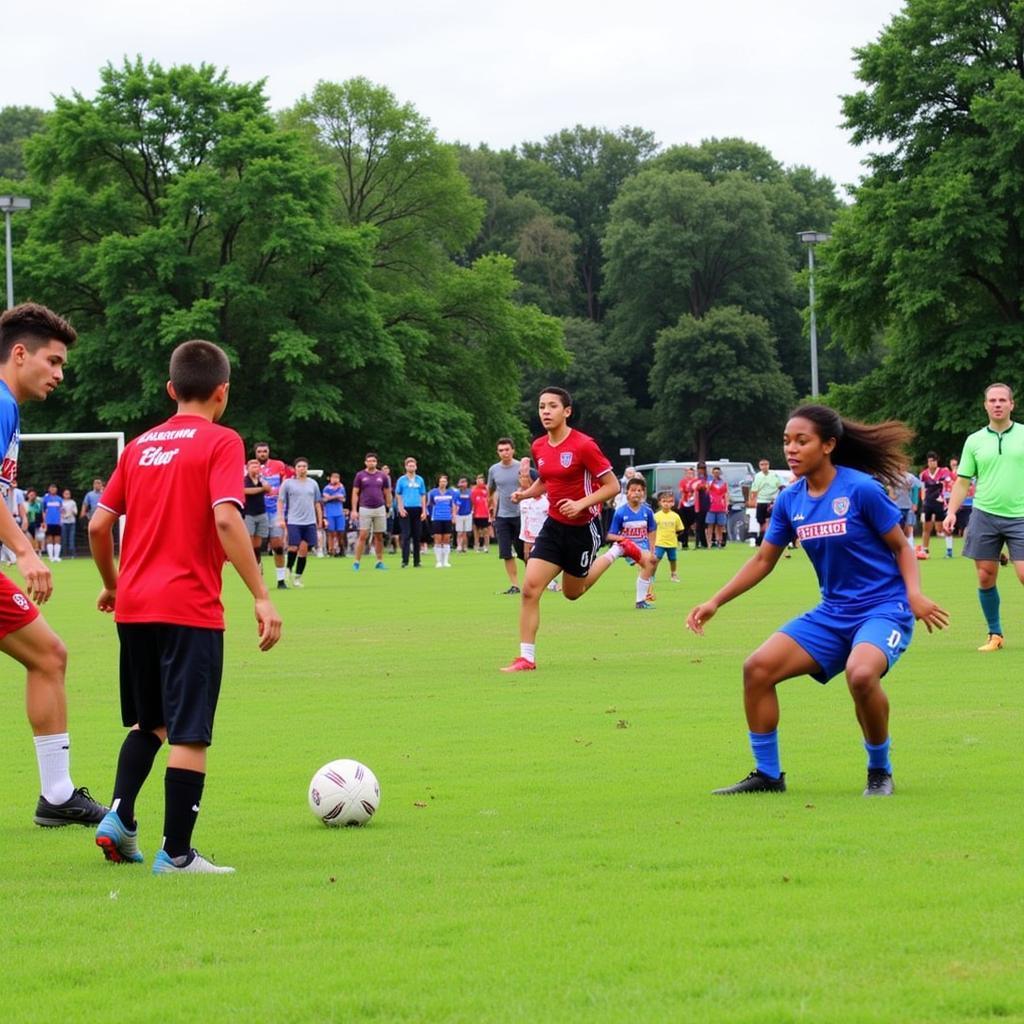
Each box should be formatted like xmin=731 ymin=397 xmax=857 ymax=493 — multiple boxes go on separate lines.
xmin=0 ymin=195 xmax=32 ymax=310
xmin=798 ymin=230 xmax=829 ymax=398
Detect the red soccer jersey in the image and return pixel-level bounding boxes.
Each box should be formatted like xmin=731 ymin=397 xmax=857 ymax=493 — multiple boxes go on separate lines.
xmin=99 ymin=415 xmax=245 ymax=630
xmin=470 ymin=484 xmax=490 ymax=518
xmin=707 ymin=479 xmax=729 ymax=513
xmin=678 ymin=477 xmax=698 ymax=507
xmin=531 ymin=428 xmax=613 ymax=525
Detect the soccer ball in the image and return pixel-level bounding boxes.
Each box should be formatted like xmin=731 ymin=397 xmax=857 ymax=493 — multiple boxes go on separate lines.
xmin=308 ymin=759 xmax=381 ymax=827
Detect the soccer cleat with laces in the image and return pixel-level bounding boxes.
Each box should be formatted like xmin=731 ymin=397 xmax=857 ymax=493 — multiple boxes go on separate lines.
xmin=977 ymin=633 xmax=1004 ymax=652
xmin=863 ymin=768 xmax=894 ymax=796
xmin=500 ymin=656 xmax=536 ymax=673
xmin=34 ymin=786 xmax=108 ymax=827
xmin=95 ymin=810 xmax=144 ymax=863
xmin=712 ymin=769 xmax=786 ymax=795
xmin=501 ymin=585 xmax=521 ymax=595
xmin=635 ymin=601 xmax=655 ymax=610
xmin=152 ymin=848 xmax=235 ymax=875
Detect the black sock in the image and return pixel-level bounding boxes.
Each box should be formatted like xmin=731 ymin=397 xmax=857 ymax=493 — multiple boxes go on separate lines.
xmin=286 ymin=550 xmax=297 ymax=571
xmin=296 ymin=556 xmax=307 ymax=577
xmin=112 ymin=730 xmax=162 ymax=828
xmin=163 ymin=766 xmax=205 ymax=859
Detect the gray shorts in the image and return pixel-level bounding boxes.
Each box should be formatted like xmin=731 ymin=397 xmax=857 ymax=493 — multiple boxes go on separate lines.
xmin=245 ymin=513 xmax=269 ymax=539
xmin=359 ymin=506 xmax=388 ymax=534
xmin=269 ymin=521 xmax=286 ymax=543
xmin=962 ymin=507 xmax=1024 ymax=561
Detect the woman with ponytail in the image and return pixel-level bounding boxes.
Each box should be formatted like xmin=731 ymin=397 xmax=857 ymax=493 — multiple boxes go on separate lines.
xmin=686 ymin=405 xmax=949 ymax=797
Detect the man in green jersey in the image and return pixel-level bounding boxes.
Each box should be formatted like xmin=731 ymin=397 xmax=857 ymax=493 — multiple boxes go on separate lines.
xmin=944 ymin=383 xmax=1024 ymax=651
xmin=748 ymin=458 xmax=785 ymax=547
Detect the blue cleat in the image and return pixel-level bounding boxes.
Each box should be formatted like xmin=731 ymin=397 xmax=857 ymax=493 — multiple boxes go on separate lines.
xmin=152 ymin=848 xmax=235 ymax=875
xmin=95 ymin=810 xmax=144 ymax=864
xmin=635 ymin=601 xmax=655 ymax=610
xmin=352 ymin=562 xmax=361 ymax=572
xmin=374 ymin=561 xmax=387 ymax=570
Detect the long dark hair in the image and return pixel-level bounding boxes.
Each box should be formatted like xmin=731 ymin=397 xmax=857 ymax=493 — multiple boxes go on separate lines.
xmin=790 ymin=405 xmax=913 ymax=491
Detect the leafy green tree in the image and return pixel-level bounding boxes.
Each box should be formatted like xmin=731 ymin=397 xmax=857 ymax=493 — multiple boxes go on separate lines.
xmin=649 ymin=306 xmax=795 ymax=462
xmin=0 ymin=105 xmax=46 ymax=179
xmin=283 ymin=79 xmax=566 ymax=470
xmin=519 ymin=126 xmax=659 ymax=320
xmin=603 ymin=166 xmax=791 ymax=389
xmin=819 ymin=0 xmax=1024 ymax=439
xmin=17 ymin=59 xmax=387 ymax=465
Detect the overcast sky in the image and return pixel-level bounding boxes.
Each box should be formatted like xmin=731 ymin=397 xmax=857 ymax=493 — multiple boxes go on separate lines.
xmin=8 ymin=0 xmax=902 ymax=195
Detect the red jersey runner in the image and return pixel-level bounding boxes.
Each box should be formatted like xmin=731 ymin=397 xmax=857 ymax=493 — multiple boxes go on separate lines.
xmin=98 ymin=414 xmax=245 ymax=630
xmin=531 ymin=428 xmax=613 ymax=526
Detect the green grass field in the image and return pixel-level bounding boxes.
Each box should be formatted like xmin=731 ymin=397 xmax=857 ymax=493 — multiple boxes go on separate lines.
xmin=1 ymin=545 xmax=1021 ymax=1023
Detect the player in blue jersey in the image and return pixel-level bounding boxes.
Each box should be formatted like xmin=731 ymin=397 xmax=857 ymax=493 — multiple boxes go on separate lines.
xmin=322 ymin=472 xmax=347 ymax=557
xmin=686 ymin=405 xmax=949 ymax=797
xmin=0 ymin=303 xmax=107 ymax=826
xmin=427 ymin=475 xmax=457 ymax=568
xmin=607 ymin=476 xmax=657 ymax=608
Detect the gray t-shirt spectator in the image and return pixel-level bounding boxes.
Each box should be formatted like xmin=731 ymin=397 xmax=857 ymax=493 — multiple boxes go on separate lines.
xmin=893 ymin=472 xmax=921 ymax=511
xmin=279 ymin=478 xmax=323 ymax=526
xmin=488 ymin=462 xmax=523 ymax=519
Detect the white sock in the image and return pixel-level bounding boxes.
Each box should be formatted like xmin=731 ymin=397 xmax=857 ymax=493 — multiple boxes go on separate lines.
xmin=434 ymin=545 xmax=442 ymax=565
xmin=945 ymin=534 xmax=953 ymax=552
xmin=276 ymin=567 xmax=286 ymax=581
xmin=35 ymin=733 xmax=74 ymax=804
xmin=54 ymin=543 xmax=61 ymax=559
xmin=520 ymin=643 xmax=536 ymax=663
xmin=636 ymin=577 xmax=652 ymax=603
xmin=443 ymin=544 xmax=451 ymax=565
xmin=46 ymin=543 xmax=53 ymax=560
xmin=606 ymin=542 xmax=623 ymax=562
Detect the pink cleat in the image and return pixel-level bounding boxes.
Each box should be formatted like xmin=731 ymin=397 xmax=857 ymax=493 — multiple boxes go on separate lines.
xmin=500 ymin=657 xmax=537 ymax=673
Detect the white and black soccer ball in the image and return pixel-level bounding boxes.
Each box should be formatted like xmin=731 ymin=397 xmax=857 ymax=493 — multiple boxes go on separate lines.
xmin=308 ymin=759 xmax=380 ymax=827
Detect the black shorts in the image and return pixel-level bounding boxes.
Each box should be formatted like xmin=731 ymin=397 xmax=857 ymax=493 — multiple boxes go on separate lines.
xmin=494 ymin=516 xmax=524 ymax=561
xmin=45 ymin=524 xmax=62 ymax=539
xmin=472 ymin=516 xmax=490 ymax=529
xmin=431 ymin=520 xmax=453 ymax=535
xmin=921 ymin=500 xmax=945 ymax=522
xmin=755 ymin=502 xmax=774 ymax=525
xmin=117 ymin=623 xmax=225 ymax=745
xmin=530 ymin=517 xmax=603 ymax=578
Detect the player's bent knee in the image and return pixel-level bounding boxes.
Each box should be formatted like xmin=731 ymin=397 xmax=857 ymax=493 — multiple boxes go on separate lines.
xmin=845 ymin=664 xmax=881 ymax=700
xmin=741 ymin=652 xmax=777 ymax=690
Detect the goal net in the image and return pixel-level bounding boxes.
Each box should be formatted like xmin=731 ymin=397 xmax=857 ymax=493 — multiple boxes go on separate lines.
xmin=12 ymin=432 xmax=124 ymax=558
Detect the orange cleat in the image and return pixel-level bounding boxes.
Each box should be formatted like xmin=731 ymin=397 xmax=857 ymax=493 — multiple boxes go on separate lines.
xmin=977 ymin=633 xmax=1004 ymax=652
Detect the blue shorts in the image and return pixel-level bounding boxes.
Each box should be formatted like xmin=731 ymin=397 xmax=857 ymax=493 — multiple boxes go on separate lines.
xmin=779 ymin=602 xmax=914 ymax=684
xmin=288 ymin=523 xmax=319 ymax=548
xmin=326 ymin=513 xmax=346 ymax=532
xmin=654 ymin=545 xmax=677 ymax=562
xmin=706 ymin=512 xmax=727 ymax=526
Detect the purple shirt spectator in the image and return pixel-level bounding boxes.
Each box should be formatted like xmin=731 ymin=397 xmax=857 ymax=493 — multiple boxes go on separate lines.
xmin=353 ymin=470 xmax=391 ymax=510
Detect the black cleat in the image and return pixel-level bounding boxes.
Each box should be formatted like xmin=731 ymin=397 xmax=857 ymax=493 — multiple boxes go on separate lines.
xmin=277 ymin=579 xmax=287 ymax=590
xmin=501 ymin=586 xmax=521 ymax=595
xmin=712 ymin=769 xmax=786 ymax=795
xmin=863 ymin=768 xmax=894 ymax=797
xmin=34 ymin=787 xmax=108 ymax=827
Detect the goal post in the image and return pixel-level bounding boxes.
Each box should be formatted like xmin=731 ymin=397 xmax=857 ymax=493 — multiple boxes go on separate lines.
xmin=14 ymin=431 xmax=125 ymax=558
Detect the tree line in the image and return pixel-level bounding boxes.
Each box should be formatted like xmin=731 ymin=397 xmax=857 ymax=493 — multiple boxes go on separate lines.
xmin=4 ymin=3 xmax=1013 ymax=474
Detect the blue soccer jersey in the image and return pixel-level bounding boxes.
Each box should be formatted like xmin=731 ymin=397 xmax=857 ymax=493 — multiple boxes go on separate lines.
xmin=609 ymin=502 xmax=656 ymax=549
xmin=0 ymin=380 xmax=20 ymax=491
xmin=765 ymin=465 xmax=905 ymax=613
xmin=428 ymin=489 xmax=456 ymax=521
xmin=43 ymin=494 xmax=64 ymax=526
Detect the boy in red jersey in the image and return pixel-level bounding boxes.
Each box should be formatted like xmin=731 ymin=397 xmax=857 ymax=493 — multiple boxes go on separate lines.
xmin=500 ymin=387 xmax=654 ymax=672
xmin=89 ymin=340 xmax=282 ymax=874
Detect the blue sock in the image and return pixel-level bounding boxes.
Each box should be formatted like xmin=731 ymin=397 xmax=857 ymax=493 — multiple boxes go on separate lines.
xmin=864 ymin=737 xmax=892 ymax=773
xmin=978 ymin=587 xmax=1002 ymax=635
xmin=749 ymin=730 xmax=781 ymax=779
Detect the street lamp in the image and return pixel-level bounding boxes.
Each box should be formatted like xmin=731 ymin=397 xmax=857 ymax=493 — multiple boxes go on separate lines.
xmin=0 ymin=195 xmax=32 ymax=310
xmin=797 ymin=230 xmax=829 ymax=398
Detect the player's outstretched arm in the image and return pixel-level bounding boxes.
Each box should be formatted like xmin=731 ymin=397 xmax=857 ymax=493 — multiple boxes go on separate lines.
xmin=884 ymin=525 xmax=949 ymax=633
xmin=0 ymin=496 xmax=52 ymax=605
xmin=214 ymin=503 xmax=282 ymax=651
xmin=686 ymin=543 xmax=784 ymax=636
xmin=89 ymin=507 xmax=119 ymax=612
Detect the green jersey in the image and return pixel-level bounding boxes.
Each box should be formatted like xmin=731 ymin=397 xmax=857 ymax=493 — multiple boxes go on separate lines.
xmin=750 ymin=470 xmax=783 ymax=504
xmin=957 ymin=421 xmax=1024 ymax=518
